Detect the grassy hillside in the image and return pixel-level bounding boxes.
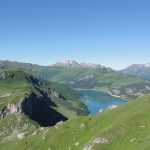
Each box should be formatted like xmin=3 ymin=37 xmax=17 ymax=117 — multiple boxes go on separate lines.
xmin=0 ymin=70 xmax=33 ymax=109
xmin=0 ymin=94 xmax=149 ymax=150
xmin=0 ymin=70 xmax=90 ymax=147
xmin=0 ymin=70 xmax=89 ymax=120
xmin=0 ymin=63 xmax=149 ymax=150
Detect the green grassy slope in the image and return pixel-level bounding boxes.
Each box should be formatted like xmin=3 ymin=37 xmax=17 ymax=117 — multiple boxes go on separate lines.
xmin=0 ymin=113 xmax=39 ymax=143
xmin=1 ymin=94 xmax=150 ymax=150
xmin=0 ymin=70 xmax=33 ymax=109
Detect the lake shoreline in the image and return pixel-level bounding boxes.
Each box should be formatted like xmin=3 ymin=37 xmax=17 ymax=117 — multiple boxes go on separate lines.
xmin=74 ymin=88 xmax=129 ymax=102
xmin=76 ymin=88 xmax=127 ymax=115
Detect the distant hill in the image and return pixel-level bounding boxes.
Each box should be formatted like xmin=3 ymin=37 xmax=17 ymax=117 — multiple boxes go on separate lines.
xmin=121 ymin=63 xmax=150 ymax=80
xmin=0 ymin=60 xmax=150 ymax=99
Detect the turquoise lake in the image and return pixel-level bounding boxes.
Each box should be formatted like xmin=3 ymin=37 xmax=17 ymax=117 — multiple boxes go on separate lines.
xmin=78 ymin=89 xmax=126 ymax=115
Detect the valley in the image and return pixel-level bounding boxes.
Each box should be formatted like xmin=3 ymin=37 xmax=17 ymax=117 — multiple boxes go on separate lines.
xmin=1 ymin=0 xmax=149 ymax=149
xmin=0 ymin=60 xmax=150 ymax=100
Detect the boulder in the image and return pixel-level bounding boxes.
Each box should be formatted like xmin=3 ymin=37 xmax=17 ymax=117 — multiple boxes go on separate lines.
xmin=17 ymin=131 xmax=32 ymax=140
xmin=112 ymin=89 xmax=121 ymax=95
xmin=99 ymin=109 xmax=104 ymax=113
xmin=125 ymin=88 xmax=134 ymax=94
xmin=0 ymin=72 xmax=6 ymax=79
xmin=80 ymin=123 xmax=86 ymax=129
xmin=145 ymin=86 xmax=150 ymax=90
xmin=7 ymin=104 xmax=20 ymax=114
xmin=108 ymin=105 xmax=118 ymax=110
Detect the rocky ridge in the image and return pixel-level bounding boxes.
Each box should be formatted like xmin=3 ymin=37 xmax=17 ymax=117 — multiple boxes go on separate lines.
xmin=54 ymin=60 xmax=104 ymax=68
xmin=121 ymin=63 xmax=150 ymax=80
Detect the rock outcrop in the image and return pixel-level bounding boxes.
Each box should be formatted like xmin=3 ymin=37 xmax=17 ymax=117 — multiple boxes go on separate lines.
xmin=107 ymin=104 xmax=118 ymax=110
xmin=1 ymin=104 xmax=21 ymax=117
xmin=0 ymin=72 xmax=6 ymax=79
xmin=17 ymin=131 xmax=32 ymax=140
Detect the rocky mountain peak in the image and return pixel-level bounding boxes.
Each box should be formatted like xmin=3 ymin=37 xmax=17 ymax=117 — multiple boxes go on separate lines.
xmin=54 ymin=60 xmax=79 ymax=68
xmin=143 ymin=63 xmax=150 ymax=68
xmin=131 ymin=63 xmax=150 ymax=68
xmin=54 ymin=60 xmax=104 ymax=68
xmin=80 ymin=63 xmax=103 ymax=68
xmin=120 ymin=63 xmax=150 ymax=80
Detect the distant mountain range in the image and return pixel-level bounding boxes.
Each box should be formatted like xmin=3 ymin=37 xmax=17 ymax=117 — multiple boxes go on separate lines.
xmin=54 ymin=59 xmax=104 ymax=68
xmin=0 ymin=60 xmax=150 ymax=99
xmin=121 ymin=63 xmax=150 ymax=80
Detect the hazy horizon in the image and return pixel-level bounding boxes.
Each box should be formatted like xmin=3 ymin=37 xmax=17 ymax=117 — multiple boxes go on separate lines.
xmin=0 ymin=58 xmax=150 ymax=70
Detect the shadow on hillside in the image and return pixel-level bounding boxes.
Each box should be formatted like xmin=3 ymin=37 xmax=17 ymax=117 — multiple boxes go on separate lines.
xmin=21 ymin=92 xmax=67 ymax=127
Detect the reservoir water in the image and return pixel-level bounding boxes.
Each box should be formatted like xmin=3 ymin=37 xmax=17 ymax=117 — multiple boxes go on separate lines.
xmin=78 ymin=89 xmax=126 ymax=115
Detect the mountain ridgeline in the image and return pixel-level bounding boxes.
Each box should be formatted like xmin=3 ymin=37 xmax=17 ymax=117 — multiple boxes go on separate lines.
xmin=120 ymin=63 xmax=150 ymax=80
xmin=0 ymin=60 xmax=150 ymax=99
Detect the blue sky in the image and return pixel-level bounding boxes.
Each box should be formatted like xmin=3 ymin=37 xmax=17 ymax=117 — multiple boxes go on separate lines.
xmin=0 ymin=0 xmax=150 ymax=70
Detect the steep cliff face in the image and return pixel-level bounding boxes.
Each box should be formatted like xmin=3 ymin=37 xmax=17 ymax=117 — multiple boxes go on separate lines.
xmin=21 ymin=92 xmax=67 ymax=126
xmin=1 ymin=91 xmax=67 ymax=127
